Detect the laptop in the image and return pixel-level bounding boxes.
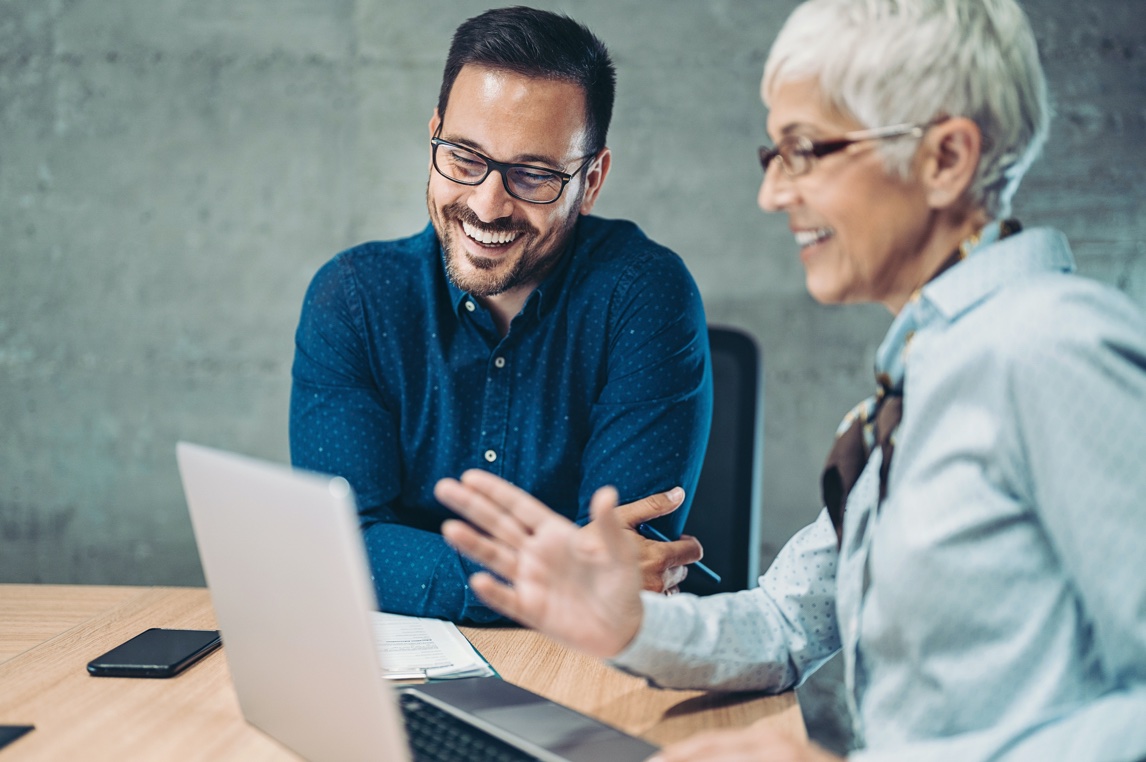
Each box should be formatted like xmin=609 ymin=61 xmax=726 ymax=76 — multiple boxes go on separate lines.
xmin=176 ymin=441 xmax=659 ymax=762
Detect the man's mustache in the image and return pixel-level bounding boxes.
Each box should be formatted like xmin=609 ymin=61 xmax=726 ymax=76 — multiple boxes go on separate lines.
xmin=443 ymin=202 xmax=535 ymax=236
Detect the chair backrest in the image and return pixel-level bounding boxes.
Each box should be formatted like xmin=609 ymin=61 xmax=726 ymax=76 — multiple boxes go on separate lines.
xmin=679 ymin=325 xmax=764 ymax=596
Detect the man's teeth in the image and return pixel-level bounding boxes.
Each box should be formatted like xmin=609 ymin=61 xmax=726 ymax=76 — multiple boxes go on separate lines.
xmin=462 ymin=220 xmax=519 ymax=245
xmin=794 ymin=228 xmax=834 ymax=247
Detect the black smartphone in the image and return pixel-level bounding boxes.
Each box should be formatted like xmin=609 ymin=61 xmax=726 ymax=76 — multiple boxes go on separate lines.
xmin=86 ymin=628 xmax=222 ymax=678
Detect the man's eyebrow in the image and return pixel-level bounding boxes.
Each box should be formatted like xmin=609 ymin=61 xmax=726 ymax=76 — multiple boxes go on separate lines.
xmin=440 ymin=133 xmax=564 ymax=170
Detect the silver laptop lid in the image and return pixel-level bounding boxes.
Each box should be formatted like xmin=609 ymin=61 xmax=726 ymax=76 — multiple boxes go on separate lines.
xmin=176 ymin=441 xmax=410 ymax=762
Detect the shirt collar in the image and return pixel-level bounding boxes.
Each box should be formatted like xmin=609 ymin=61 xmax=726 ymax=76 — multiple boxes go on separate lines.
xmin=920 ymin=225 xmax=1076 ymax=322
xmin=525 ymin=221 xmax=580 ymax=319
xmin=875 ymin=224 xmax=1076 ymax=385
xmin=441 ymin=245 xmax=471 ymax=317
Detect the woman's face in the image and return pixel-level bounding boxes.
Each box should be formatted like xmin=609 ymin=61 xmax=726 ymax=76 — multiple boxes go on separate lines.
xmin=758 ymin=78 xmax=936 ymax=312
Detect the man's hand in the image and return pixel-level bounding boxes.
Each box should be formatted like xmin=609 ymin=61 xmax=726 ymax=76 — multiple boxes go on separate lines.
xmin=436 ymin=470 xmax=645 ymax=659
xmin=648 ymin=722 xmax=844 ymax=762
xmin=580 ymin=488 xmax=703 ymax=595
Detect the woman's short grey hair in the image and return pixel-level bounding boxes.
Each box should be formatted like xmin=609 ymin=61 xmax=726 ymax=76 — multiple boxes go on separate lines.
xmin=763 ymin=0 xmax=1049 ymax=218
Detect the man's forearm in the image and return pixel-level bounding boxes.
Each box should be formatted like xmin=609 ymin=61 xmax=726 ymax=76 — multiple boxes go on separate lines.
xmin=360 ymin=518 xmax=505 ymax=624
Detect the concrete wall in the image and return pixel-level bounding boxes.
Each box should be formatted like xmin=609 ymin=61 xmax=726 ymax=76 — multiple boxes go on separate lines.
xmin=2 ymin=0 xmax=1143 ymax=586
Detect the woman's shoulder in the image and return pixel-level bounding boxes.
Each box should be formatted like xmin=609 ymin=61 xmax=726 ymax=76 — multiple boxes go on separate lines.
xmin=991 ymin=274 xmax=1145 ymax=351
xmin=935 ymin=274 xmax=1146 ymax=397
xmin=915 ymin=272 xmax=1145 ymax=388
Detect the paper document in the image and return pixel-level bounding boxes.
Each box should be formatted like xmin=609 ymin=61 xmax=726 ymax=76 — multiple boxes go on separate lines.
xmin=372 ymin=611 xmax=495 ymax=681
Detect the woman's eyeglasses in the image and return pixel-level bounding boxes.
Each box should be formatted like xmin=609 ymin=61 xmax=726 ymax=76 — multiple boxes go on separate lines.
xmin=758 ymin=122 xmax=929 ymax=178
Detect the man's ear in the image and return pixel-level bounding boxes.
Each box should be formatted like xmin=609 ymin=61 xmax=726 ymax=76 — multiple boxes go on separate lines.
xmin=921 ymin=117 xmax=981 ymax=211
xmin=578 ymin=147 xmax=612 ymax=215
xmin=428 ymin=110 xmax=441 ymax=172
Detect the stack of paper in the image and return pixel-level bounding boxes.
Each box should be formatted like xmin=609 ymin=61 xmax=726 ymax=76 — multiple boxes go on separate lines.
xmin=372 ymin=611 xmax=495 ymax=681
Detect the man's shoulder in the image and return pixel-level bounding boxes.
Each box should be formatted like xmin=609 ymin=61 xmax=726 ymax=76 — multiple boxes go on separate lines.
xmin=303 ymin=223 xmax=442 ymax=310
xmin=576 ymin=215 xmax=671 ymax=258
xmin=329 ymin=223 xmax=439 ymax=272
xmin=572 ymin=215 xmax=694 ymax=282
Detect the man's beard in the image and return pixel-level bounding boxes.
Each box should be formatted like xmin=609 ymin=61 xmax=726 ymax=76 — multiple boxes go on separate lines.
xmin=428 ymin=188 xmax=581 ymax=297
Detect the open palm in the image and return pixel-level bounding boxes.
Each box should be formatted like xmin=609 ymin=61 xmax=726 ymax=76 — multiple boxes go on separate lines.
xmin=436 ymin=470 xmax=645 ymax=659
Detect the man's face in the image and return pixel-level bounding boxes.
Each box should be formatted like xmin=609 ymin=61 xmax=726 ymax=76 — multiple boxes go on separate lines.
xmin=427 ymin=65 xmax=608 ymax=298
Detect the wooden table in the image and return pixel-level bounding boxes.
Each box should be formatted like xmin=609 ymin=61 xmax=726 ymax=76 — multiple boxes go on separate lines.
xmin=0 ymin=584 xmax=802 ymax=760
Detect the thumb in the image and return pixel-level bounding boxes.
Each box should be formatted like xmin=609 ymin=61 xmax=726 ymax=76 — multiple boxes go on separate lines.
xmin=615 ymin=486 xmax=686 ymax=527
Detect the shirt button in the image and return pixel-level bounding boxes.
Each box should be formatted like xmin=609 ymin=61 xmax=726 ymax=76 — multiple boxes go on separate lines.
xmin=484 ymin=450 xmax=497 ymax=463
xmin=494 ymin=356 xmax=506 ymax=368
xmin=465 ymin=301 xmax=476 ymax=312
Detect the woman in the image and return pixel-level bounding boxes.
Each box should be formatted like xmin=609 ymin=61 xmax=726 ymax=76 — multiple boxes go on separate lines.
xmin=434 ymin=0 xmax=1146 ymax=759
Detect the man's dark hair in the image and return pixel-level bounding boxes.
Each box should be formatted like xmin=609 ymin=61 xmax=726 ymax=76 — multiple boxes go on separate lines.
xmin=437 ymin=6 xmax=616 ymax=154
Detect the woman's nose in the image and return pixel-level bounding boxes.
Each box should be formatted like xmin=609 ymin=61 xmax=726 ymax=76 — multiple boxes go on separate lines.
xmin=758 ymin=160 xmax=796 ymax=212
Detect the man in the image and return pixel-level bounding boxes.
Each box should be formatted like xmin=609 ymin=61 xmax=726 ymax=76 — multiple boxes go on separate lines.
xmin=290 ymin=7 xmax=712 ymax=624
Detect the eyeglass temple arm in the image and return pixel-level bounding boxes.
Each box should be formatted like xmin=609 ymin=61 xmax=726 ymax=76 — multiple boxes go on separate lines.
xmin=845 ymin=122 xmax=925 ymax=141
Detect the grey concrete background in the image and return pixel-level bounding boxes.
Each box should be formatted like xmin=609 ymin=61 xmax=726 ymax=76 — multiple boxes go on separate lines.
xmin=2 ymin=1 xmax=1143 ymax=591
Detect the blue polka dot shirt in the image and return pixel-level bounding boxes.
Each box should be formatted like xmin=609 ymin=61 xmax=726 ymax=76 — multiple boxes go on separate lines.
xmin=290 ymin=216 xmax=713 ymax=623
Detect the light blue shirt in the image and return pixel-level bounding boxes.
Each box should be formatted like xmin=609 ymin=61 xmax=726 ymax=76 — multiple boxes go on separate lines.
xmin=613 ymin=227 xmax=1146 ymax=761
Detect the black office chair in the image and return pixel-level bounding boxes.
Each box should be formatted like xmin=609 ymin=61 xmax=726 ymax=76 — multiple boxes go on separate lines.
xmin=679 ymin=325 xmax=764 ymax=596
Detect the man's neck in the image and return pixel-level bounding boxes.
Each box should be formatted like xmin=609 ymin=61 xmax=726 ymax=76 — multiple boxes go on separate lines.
xmin=477 ymin=239 xmax=571 ymax=336
xmin=479 ymin=283 xmax=536 ymax=337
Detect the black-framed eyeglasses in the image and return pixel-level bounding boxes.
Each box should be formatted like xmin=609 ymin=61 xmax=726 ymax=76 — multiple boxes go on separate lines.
xmin=431 ymin=134 xmax=597 ymax=204
xmin=758 ymin=122 xmax=929 ymax=178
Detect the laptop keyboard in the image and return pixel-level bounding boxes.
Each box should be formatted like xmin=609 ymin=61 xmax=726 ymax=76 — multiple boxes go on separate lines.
xmin=398 ymin=692 xmax=539 ymax=762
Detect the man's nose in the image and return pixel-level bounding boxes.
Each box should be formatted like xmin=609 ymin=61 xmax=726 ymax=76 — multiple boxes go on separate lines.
xmin=467 ymin=169 xmax=516 ymax=221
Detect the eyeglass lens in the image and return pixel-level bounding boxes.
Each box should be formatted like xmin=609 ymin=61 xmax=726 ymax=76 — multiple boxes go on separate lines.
xmin=434 ymin=143 xmax=566 ymax=203
xmin=777 ymin=137 xmax=814 ymax=176
xmin=758 ymin=137 xmax=814 ymax=177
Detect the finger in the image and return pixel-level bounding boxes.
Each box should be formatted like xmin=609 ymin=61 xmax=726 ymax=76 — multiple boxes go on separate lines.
xmin=441 ymin=519 xmax=519 ymax=580
xmin=587 ymin=485 xmax=631 ymax=563
xmin=669 ymin=533 xmax=701 ymax=563
xmin=434 ymin=477 xmax=532 ymax=548
xmin=614 ymin=486 xmax=686 ymax=528
xmin=459 ymin=469 xmax=573 ymax=535
xmin=468 ymin=572 xmax=531 ymax=625
xmin=640 ymin=535 xmax=704 ymax=568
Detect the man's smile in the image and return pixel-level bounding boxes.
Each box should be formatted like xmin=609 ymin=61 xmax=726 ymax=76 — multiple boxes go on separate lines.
xmin=461 ymin=219 xmax=520 ymax=247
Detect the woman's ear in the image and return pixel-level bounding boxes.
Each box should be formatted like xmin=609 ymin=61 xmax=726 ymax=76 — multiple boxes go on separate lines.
xmin=920 ymin=117 xmax=981 ymax=211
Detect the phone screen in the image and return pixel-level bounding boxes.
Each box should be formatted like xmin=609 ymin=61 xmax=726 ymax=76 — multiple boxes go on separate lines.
xmin=87 ymin=628 xmax=222 ymax=678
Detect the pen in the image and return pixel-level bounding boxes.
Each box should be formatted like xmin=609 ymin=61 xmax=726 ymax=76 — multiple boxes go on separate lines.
xmin=636 ymin=523 xmax=721 ymax=584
